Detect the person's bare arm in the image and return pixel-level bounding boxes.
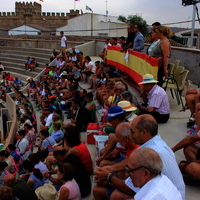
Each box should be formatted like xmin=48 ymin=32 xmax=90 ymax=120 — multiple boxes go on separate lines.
xmin=104 ymin=158 xmax=130 ymax=173
xmin=172 ymin=134 xmax=200 ymax=152
xmin=95 ymin=167 xmax=134 ymax=195
xmin=160 ymin=40 xmax=170 ymax=78
xmin=96 ymin=135 xmax=117 ymax=166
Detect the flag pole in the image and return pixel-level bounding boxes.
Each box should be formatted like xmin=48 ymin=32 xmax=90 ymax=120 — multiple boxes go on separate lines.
xmin=106 ymin=0 xmax=108 ymax=22
xmin=74 ymin=0 xmax=76 ymax=10
xmin=91 ymin=11 xmax=93 ymax=36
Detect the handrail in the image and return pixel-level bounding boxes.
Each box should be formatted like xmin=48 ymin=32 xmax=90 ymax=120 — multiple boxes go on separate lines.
xmin=2 ymin=94 xmax=17 ymax=149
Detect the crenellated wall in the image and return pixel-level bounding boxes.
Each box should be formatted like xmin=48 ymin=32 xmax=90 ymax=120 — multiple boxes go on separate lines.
xmin=0 ymin=1 xmax=80 ymax=29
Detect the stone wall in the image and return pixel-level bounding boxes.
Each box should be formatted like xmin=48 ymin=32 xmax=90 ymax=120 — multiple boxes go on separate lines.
xmin=0 ymin=1 xmax=80 ymax=29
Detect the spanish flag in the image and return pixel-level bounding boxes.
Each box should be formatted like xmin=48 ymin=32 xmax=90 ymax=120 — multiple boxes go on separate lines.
xmin=107 ymin=46 xmax=159 ymax=86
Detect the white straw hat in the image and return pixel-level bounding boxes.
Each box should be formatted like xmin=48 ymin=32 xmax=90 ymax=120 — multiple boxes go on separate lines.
xmin=35 ymin=184 xmax=58 ymax=200
xmin=139 ymin=74 xmax=158 ymax=84
xmin=117 ymin=101 xmax=137 ymax=112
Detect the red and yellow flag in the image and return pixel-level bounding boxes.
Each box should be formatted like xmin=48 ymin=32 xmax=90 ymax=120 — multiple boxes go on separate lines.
xmin=107 ymin=46 xmax=160 ymax=86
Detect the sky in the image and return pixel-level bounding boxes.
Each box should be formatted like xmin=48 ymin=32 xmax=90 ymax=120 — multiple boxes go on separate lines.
xmin=1 ymin=0 xmax=200 ymax=28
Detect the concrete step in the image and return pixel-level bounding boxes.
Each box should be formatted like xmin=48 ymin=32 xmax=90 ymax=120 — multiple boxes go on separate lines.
xmin=0 ymin=46 xmax=52 ymax=55
xmin=2 ymin=71 xmax=34 ymax=83
xmin=3 ymin=65 xmax=43 ymax=76
xmin=0 ymin=54 xmax=49 ymax=64
xmin=1 ymin=59 xmax=45 ymax=70
xmin=0 ymin=56 xmax=48 ymax=68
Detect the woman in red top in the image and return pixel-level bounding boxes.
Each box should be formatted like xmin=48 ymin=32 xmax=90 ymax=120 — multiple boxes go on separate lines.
xmin=64 ymin=127 xmax=93 ymax=174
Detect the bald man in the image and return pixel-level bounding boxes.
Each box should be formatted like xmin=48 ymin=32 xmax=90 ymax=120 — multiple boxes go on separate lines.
xmin=93 ymin=115 xmax=185 ymax=200
xmin=3 ymin=174 xmax=37 ymax=200
xmin=127 ymin=147 xmax=182 ymax=200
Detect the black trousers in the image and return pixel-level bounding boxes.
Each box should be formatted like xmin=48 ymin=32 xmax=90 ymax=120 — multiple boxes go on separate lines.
xmin=139 ymin=110 xmax=170 ymax=123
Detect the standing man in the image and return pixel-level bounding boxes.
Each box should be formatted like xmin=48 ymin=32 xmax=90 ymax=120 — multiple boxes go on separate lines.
xmin=60 ymin=31 xmax=67 ymax=59
xmin=133 ymin=24 xmax=144 ymax=52
xmin=121 ymin=24 xmax=135 ymax=51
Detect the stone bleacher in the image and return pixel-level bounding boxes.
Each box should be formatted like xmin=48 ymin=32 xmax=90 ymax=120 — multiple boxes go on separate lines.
xmin=0 ymin=46 xmax=51 ymax=82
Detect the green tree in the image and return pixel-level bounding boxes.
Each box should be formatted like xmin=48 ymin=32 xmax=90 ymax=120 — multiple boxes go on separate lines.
xmin=118 ymin=14 xmax=148 ymax=36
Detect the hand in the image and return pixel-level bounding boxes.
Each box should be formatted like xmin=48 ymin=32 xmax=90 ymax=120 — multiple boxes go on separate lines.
xmin=102 ymin=165 xmax=113 ymax=173
xmin=94 ymin=167 xmax=110 ymax=181
xmin=43 ymin=171 xmax=51 ymax=178
xmin=96 ymin=156 xmax=104 ymax=166
xmin=164 ymin=69 xmax=169 ymax=79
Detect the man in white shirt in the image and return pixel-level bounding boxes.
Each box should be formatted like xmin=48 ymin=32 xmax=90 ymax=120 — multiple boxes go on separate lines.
xmin=127 ymin=147 xmax=182 ymax=200
xmin=60 ymin=31 xmax=67 ymax=59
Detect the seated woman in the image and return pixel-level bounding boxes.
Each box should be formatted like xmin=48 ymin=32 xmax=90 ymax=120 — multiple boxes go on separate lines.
xmin=51 ymin=122 xmax=64 ymax=143
xmin=58 ymin=162 xmax=81 ymax=200
xmin=85 ymin=92 xmax=96 ymax=123
xmin=64 ymin=127 xmax=93 ymax=174
xmin=81 ymin=56 xmax=96 ymax=84
xmin=37 ymin=129 xmax=56 ymax=160
xmin=24 ymin=124 xmax=36 ymax=151
xmin=0 ymin=161 xmax=8 ymax=187
xmin=6 ymin=144 xmax=22 ymax=172
xmin=15 ymin=130 xmax=32 ymax=161
xmin=22 ymin=160 xmax=45 ymax=191
xmin=0 ymin=150 xmax=16 ymax=175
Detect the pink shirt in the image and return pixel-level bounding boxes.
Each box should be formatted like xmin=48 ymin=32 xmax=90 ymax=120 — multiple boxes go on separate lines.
xmin=58 ymin=179 xmax=81 ymax=200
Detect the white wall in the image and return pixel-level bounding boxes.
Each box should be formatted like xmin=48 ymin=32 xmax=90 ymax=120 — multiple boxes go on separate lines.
xmin=56 ymin=13 xmax=127 ymax=37
xmin=9 ymin=25 xmax=40 ymax=35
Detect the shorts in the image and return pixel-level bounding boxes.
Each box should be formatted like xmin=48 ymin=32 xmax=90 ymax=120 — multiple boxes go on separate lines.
xmin=60 ymin=47 xmax=66 ymax=53
xmin=82 ymin=71 xmax=94 ymax=76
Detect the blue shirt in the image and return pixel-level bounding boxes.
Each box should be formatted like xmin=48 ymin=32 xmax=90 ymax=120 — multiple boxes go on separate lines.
xmin=125 ymin=134 xmax=185 ymax=200
xmin=51 ymin=129 xmax=64 ymax=142
xmin=42 ymin=136 xmax=56 ymax=152
xmin=133 ymin=32 xmax=144 ymax=52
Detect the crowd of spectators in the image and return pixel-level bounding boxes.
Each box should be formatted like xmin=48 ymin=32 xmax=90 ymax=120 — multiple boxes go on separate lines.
xmin=0 ymin=23 xmax=199 ymax=200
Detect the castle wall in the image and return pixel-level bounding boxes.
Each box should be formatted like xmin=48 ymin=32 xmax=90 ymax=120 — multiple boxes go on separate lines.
xmin=0 ymin=1 xmax=79 ymax=29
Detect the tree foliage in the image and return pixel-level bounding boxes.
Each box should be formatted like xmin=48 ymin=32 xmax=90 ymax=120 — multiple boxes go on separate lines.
xmin=118 ymin=14 xmax=148 ymax=36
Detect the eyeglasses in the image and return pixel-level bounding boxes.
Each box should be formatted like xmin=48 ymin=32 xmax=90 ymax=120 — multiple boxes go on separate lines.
xmin=134 ymin=26 xmax=138 ymax=28
xmin=130 ymin=129 xmax=142 ymax=134
xmin=125 ymin=165 xmax=147 ymax=174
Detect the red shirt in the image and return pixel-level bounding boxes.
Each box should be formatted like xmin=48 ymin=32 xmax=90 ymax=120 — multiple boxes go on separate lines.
xmin=126 ymin=144 xmax=140 ymax=158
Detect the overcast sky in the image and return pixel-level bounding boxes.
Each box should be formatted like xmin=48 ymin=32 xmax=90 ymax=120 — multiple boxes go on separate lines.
xmin=1 ymin=0 xmax=200 ymax=28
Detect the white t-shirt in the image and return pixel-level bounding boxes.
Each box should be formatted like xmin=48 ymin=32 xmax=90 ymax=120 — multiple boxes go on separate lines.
xmin=61 ymin=36 xmax=67 ymax=47
xmin=45 ymin=113 xmax=53 ymax=127
xmin=85 ymin=61 xmax=96 ymax=73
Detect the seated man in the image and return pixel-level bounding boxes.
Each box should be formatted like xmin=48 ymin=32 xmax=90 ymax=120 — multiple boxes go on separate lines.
xmin=172 ymin=130 xmax=200 ymax=185
xmin=93 ymin=115 xmax=185 ymax=200
xmin=70 ymin=98 xmax=91 ymax=131
xmin=126 ymin=148 xmax=182 ymax=200
xmin=96 ymin=106 xmax=126 ymax=167
xmin=139 ymin=74 xmax=170 ymax=123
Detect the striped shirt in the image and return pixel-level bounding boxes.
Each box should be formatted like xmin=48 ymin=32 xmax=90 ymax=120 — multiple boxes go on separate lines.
xmin=125 ymin=134 xmax=185 ymax=200
xmin=134 ymin=174 xmax=183 ymax=200
xmin=147 ymin=84 xmax=170 ymax=114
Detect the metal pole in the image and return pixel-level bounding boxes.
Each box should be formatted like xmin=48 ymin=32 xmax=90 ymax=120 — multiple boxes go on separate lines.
xmin=74 ymin=0 xmax=76 ymax=10
xmin=43 ymin=18 xmax=52 ymax=40
xmin=91 ymin=12 xmax=93 ymax=36
xmin=106 ymin=0 xmax=108 ymax=22
xmin=190 ymin=3 xmax=197 ymax=48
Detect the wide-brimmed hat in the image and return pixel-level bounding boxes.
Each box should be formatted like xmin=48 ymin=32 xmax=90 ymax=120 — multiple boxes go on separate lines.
xmin=35 ymin=184 xmax=58 ymax=200
xmin=106 ymin=106 xmax=125 ymax=120
xmin=139 ymin=74 xmax=158 ymax=84
xmin=26 ymin=77 xmax=33 ymax=81
xmin=60 ymin=71 xmax=68 ymax=77
xmin=117 ymin=101 xmax=137 ymax=112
